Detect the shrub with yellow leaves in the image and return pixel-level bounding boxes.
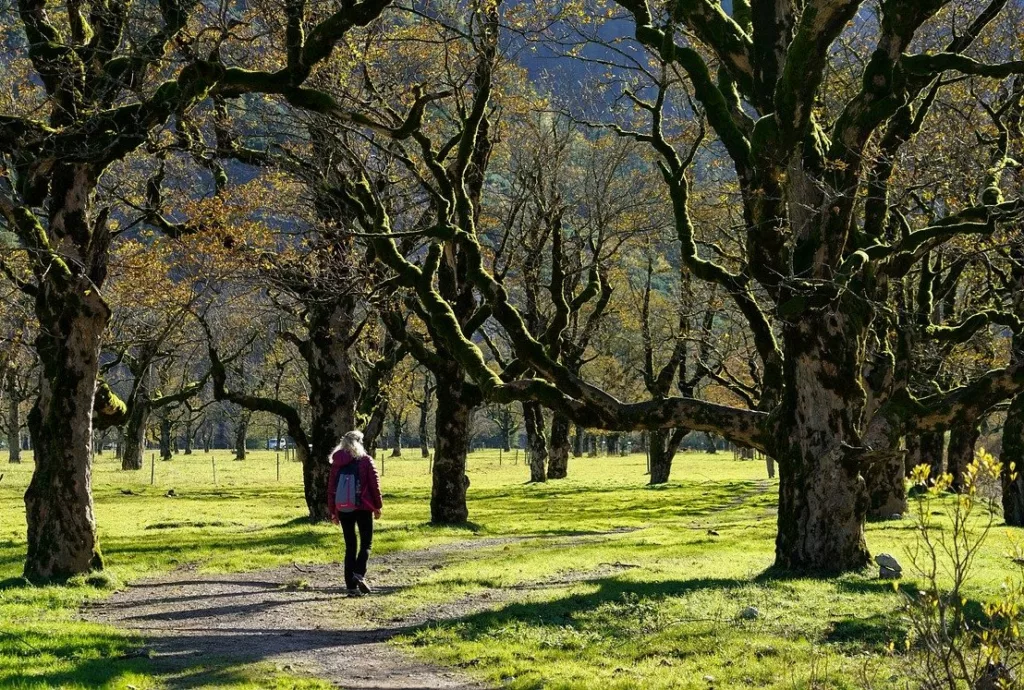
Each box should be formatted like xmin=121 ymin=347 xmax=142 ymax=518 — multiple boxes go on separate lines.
xmin=899 ymin=449 xmax=1024 ymax=688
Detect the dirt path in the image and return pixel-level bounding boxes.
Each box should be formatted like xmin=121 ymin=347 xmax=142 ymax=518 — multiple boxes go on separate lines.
xmin=81 ymin=533 xmax=631 ymax=690
xmin=81 ymin=482 xmax=773 ymax=689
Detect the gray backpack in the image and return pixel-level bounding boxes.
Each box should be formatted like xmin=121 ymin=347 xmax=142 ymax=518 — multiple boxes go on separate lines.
xmin=335 ymin=459 xmax=362 ymax=513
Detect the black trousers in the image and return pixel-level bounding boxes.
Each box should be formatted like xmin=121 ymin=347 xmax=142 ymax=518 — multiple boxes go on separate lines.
xmin=338 ymin=510 xmax=374 ymax=589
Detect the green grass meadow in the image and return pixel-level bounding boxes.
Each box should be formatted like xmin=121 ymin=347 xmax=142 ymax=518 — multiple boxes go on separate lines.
xmin=1 ymin=448 xmax=1020 ymax=688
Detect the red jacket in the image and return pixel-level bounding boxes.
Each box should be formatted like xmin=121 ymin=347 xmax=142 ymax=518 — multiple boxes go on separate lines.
xmin=327 ymin=450 xmax=383 ymax=514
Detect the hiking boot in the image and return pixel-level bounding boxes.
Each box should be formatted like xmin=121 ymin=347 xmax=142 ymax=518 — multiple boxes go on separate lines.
xmin=347 ymin=587 xmax=364 ymax=598
xmin=354 ymin=574 xmax=372 ymax=594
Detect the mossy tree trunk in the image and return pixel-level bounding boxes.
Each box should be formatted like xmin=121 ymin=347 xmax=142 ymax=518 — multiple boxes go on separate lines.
xmin=906 ymin=431 xmax=945 ymax=478
xmin=864 ymin=450 xmax=906 ymax=519
xmin=772 ymin=312 xmax=871 ymax=572
xmin=24 ymin=161 xmax=125 ymax=580
xmin=523 ymin=401 xmax=547 ymax=483
xmin=1002 ymin=393 xmax=1024 ymax=525
xmin=573 ymin=428 xmax=584 ymax=457
xmin=547 ymin=413 xmax=571 ymax=479
xmin=947 ymin=424 xmax=980 ymax=492
xmin=121 ymin=396 xmax=150 ymax=471
xmin=431 ymin=373 xmax=477 ymax=523
xmin=306 ymin=302 xmax=359 ymax=521
xmin=418 ymin=378 xmax=432 ymax=458
xmin=649 ymin=429 xmax=685 ymax=485
xmin=160 ymin=414 xmax=173 ymax=461
xmin=25 ymin=293 xmax=109 ymax=580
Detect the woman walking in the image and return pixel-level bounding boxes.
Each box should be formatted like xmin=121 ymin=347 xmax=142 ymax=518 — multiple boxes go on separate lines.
xmin=328 ymin=430 xmax=383 ymax=596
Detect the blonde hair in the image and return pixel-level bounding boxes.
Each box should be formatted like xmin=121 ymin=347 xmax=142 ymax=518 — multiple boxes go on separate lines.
xmin=331 ymin=430 xmax=365 ymax=462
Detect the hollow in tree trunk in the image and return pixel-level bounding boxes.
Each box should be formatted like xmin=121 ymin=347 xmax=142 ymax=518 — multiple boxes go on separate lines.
xmin=431 ymin=373 xmax=475 ymax=524
xmin=649 ymin=429 xmax=685 ymax=485
xmin=523 ymin=401 xmax=547 ymax=483
xmin=772 ymin=312 xmax=871 ymax=573
xmin=947 ymin=424 xmax=980 ymax=492
xmin=1002 ymin=393 xmax=1024 ymax=526
xmin=548 ymin=413 xmax=570 ymax=479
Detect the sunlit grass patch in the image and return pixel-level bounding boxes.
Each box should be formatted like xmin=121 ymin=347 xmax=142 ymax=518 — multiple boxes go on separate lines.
xmin=2 ymin=449 xmax=1022 ymax=687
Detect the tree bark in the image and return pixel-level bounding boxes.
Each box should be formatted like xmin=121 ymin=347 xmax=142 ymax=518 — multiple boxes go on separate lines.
xmin=905 ymin=431 xmax=945 ymax=479
xmin=419 ymin=382 xmax=431 ymax=458
xmin=772 ymin=313 xmax=871 ymax=573
xmin=1002 ymin=393 xmax=1024 ymax=526
xmin=160 ymin=415 xmax=172 ymax=461
xmin=649 ymin=429 xmax=685 ymax=485
xmin=547 ymin=413 xmax=571 ymax=479
xmin=306 ymin=302 xmax=359 ymax=522
xmin=390 ymin=412 xmax=403 ymax=457
xmin=7 ymin=374 xmax=20 ymax=464
xmin=25 ymin=225 xmax=116 ymax=580
xmin=431 ymin=377 xmax=474 ymax=524
xmin=523 ymin=401 xmax=547 ymax=483
xmin=234 ymin=414 xmax=247 ymax=460
xmin=588 ymin=434 xmax=598 ymax=457
xmin=573 ymin=427 xmax=584 ymax=457
xmin=947 ymin=424 xmax=980 ymax=492
xmin=121 ymin=402 xmax=150 ymax=471
xmin=183 ymin=420 xmax=193 ymax=455
xmin=607 ymin=433 xmax=619 ymax=456
xmin=864 ymin=450 xmax=906 ymax=519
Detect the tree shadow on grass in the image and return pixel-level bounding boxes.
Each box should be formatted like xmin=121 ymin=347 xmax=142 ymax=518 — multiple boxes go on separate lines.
xmin=409 ymin=575 xmax=748 ymax=643
xmin=824 ymin=612 xmax=906 ymax=648
xmin=0 ymin=576 xmax=28 ymax=591
xmin=835 ymin=578 xmax=916 ymax=595
xmin=753 ymin=564 xmax=881 ymax=584
xmin=0 ymin=627 xmax=148 ymax=690
xmin=412 ymin=521 xmax=485 ymax=533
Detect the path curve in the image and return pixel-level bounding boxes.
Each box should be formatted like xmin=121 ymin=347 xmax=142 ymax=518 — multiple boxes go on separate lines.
xmin=81 ymin=481 xmax=772 ymax=689
xmin=81 ymin=534 xmax=630 ymax=689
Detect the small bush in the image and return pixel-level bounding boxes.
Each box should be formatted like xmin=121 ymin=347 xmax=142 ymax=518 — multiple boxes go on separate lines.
xmin=900 ymin=450 xmax=1024 ymax=689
